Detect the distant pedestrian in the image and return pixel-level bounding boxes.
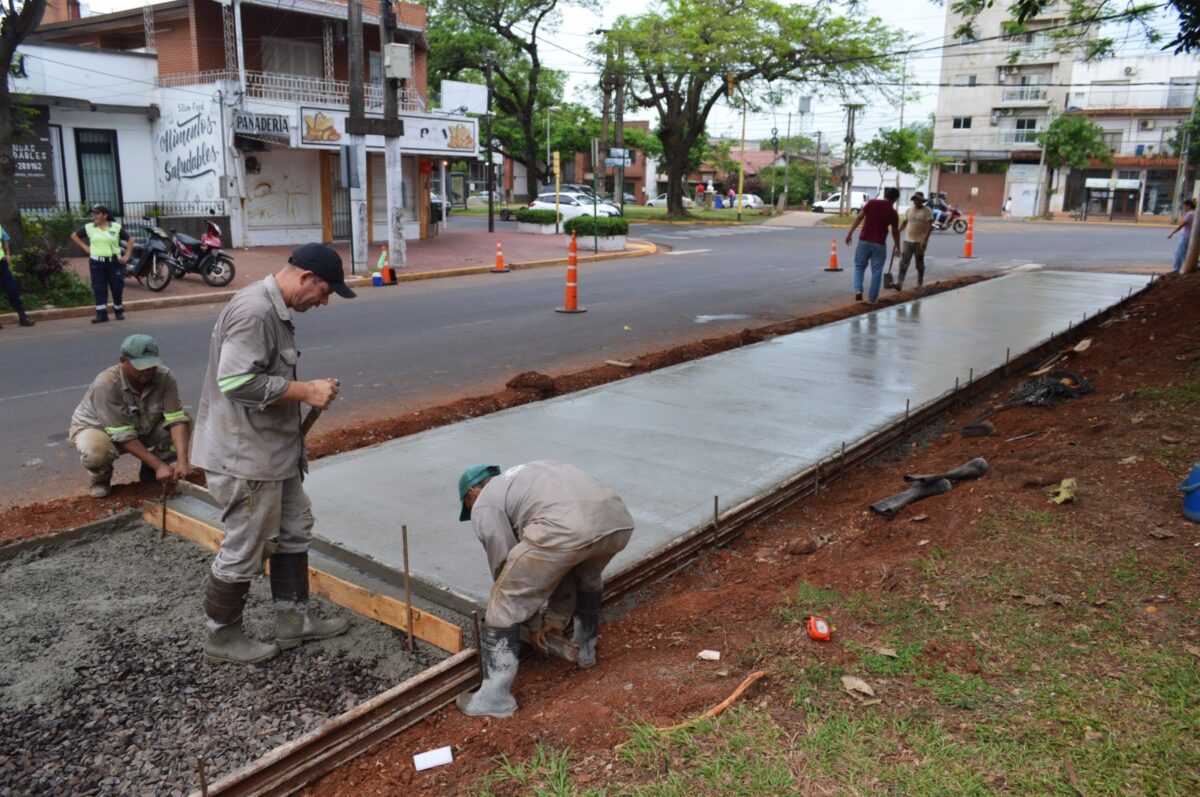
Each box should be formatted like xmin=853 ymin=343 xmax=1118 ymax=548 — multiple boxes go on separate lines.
xmin=895 ymin=192 xmax=935 ymax=291
xmin=727 ymin=187 xmax=736 ymax=207
xmin=70 ymin=204 xmax=133 ymax=324
xmin=1002 ymin=196 xmax=1013 ymax=221
xmin=0 ymin=223 xmax=35 ymax=328
xmin=1168 ymin=198 xmax=1196 ymax=274
xmin=845 ymin=186 xmax=901 ymax=303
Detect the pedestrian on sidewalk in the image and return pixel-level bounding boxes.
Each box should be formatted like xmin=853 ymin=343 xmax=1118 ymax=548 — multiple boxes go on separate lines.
xmin=845 ymin=186 xmax=901 ymax=303
xmin=1168 ymin=198 xmax=1196 ymax=274
xmin=895 ymin=191 xmax=935 ymax=291
xmin=68 ymin=334 xmax=191 ymax=498
xmin=1002 ymin=196 xmax=1012 ymax=221
xmin=455 ymin=460 xmax=635 ymax=718
xmin=0 ymin=224 xmax=35 ymax=328
xmin=70 ymin=204 xmax=132 ymax=324
xmin=191 ymin=243 xmax=355 ymax=665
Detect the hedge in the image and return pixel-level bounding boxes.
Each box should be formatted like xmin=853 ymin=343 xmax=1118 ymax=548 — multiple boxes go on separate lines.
xmin=562 ymin=215 xmax=629 ymax=237
xmin=515 ymin=208 xmax=561 ymax=224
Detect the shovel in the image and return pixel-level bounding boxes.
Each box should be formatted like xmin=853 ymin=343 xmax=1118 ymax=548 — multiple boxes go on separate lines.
xmin=883 ymin=247 xmax=898 ymax=290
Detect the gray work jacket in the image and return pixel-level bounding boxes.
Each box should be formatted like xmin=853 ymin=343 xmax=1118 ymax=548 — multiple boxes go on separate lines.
xmin=470 ymin=460 xmax=636 ymax=578
xmin=192 ymin=275 xmax=303 ymax=480
xmin=69 ymin=365 xmax=188 ymax=444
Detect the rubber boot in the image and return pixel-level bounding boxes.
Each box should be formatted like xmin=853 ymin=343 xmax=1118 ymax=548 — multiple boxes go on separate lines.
xmin=456 ymin=624 xmax=520 ymax=718
xmin=88 ymin=468 xmax=112 ymax=499
xmin=572 ymin=590 xmax=602 ymax=669
xmin=91 ymin=311 xmax=108 ymax=324
xmin=203 ymin=575 xmax=278 ymax=664
xmin=904 ymin=457 xmax=988 ymax=485
xmin=270 ymin=551 xmax=348 ymax=649
xmin=869 ymin=477 xmax=953 ymax=519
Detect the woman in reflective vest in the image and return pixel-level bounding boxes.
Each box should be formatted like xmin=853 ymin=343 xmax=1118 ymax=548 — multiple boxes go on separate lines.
xmin=0 ymin=224 xmax=35 ymax=328
xmin=70 ymin=203 xmax=133 ymax=324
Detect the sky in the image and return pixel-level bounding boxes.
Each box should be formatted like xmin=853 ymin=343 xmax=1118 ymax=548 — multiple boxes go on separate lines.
xmin=80 ymin=0 xmax=1183 ymax=152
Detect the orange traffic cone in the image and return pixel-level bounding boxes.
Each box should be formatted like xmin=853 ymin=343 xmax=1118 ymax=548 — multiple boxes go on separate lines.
xmin=960 ymin=211 xmax=976 ymax=259
xmin=377 ymin=244 xmax=389 ymax=271
xmin=824 ymin=238 xmax=841 ymax=272
xmin=556 ymin=232 xmax=586 ymax=314
xmin=492 ymin=239 xmax=510 ymax=273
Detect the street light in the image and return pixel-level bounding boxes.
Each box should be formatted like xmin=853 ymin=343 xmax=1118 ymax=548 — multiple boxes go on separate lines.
xmin=545 ymin=106 xmax=559 ymax=188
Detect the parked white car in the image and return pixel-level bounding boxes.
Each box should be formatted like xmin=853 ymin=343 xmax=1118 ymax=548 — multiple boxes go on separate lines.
xmin=732 ymin=193 xmax=764 ymax=209
xmin=812 ymin=191 xmax=871 ymax=213
xmin=529 ymin=193 xmax=621 ymax=218
xmin=466 ymin=191 xmax=502 ymax=207
xmin=646 ymin=193 xmax=695 ymax=208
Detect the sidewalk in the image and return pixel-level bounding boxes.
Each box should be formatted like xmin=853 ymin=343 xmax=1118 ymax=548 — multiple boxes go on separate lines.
xmin=10 ymin=227 xmax=653 ymax=324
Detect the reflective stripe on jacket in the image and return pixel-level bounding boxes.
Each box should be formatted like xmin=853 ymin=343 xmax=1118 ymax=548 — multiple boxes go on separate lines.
xmin=69 ymin=364 xmax=188 ymax=444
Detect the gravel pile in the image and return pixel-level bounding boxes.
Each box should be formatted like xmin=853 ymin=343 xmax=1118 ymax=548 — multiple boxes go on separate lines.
xmin=0 ymin=522 xmax=444 ymax=796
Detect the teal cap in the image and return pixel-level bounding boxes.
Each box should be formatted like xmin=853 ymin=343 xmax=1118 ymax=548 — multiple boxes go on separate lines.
xmin=458 ymin=464 xmax=500 ymax=521
xmin=120 ymin=334 xmax=162 ymax=370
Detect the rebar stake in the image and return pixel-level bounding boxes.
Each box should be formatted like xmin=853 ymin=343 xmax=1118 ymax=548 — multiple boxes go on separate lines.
xmin=471 ymin=610 xmax=483 ymax=673
xmin=815 ymin=462 xmax=821 ymax=493
xmin=905 ymin=398 xmax=910 ymax=420
xmin=197 ymin=757 xmax=208 ymax=797
xmin=968 ymin=367 xmax=974 ymax=384
xmin=712 ymin=495 xmax=720 ymax=548
xmin=841 ymin=441 xmax=846 ymax=473
xmin=401 ymin=524 xmax=414 ymax=653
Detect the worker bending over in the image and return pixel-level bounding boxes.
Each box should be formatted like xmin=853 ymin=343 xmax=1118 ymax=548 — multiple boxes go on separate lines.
xmin=69 ymin=334 xmax=190 ymax=498
xmin=456 ymin=460 xmax=635 ymax=718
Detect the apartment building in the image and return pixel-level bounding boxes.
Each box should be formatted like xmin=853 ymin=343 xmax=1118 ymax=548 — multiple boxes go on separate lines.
xmin=26 ymin=0 xmax=478 ymax=247
xmin=1061 ymin=53 xmax=1199 ymax=219
xmin=931 ymin=2 xmax=1086 ymax=215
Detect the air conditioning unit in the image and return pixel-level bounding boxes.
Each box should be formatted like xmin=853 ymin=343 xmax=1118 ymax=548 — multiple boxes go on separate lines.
xmin=1124 ymin=66 xmax=1137 ymax=76
xmin=1139 ymin=119 xmax=1157 ymax=130
xmin=998 ymin=108 xmax=1015 ymax=117
xmin=990 ymin=113 xmax=1000 ymax=127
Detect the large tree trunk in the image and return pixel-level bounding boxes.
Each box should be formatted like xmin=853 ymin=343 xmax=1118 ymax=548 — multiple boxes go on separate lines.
xmin=0 ymin=81 xmax=19 ymax=252
xmin=523 ymin=138 xmax=541 ymax=199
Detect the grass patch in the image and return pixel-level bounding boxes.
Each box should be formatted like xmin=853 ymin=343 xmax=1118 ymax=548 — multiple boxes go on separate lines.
xmin=817 ymin=213 xmax=856 ymax=227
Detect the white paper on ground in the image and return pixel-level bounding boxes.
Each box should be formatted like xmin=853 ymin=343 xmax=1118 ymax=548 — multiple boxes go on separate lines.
xmin=413 ymin=745 xmax=454 ymax=771
xmin=697 ymin=649 xmax=721 ymax=661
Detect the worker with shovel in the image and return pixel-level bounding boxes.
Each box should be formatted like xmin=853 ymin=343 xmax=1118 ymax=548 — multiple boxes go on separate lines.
xmin=191 ymin=244 xmax=355 ymax=664
xmin=455 ymin=461 xmax=635 ymax=718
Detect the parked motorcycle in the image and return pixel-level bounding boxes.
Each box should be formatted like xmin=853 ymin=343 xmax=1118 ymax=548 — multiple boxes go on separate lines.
xmin=933 ymin=206 xmax=969 ymax=234
xmin=170 ymin=220 xmax=236 ymax=287
xmin=126 ymin=225 xmax=175 ymax=292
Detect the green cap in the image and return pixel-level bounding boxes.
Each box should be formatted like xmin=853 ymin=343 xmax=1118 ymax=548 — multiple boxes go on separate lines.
xmin=120 ymin=334 xmax=162 ymax=370
xmin=458 ymin=464 xmax=500 ymax=521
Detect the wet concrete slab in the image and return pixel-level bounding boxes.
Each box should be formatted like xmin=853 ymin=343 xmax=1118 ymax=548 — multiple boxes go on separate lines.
xmin=291 ymin=271 xmax=1146 ymax=610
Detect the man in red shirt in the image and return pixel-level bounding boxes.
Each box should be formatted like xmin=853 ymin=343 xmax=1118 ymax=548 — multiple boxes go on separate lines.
xmin=844 ymin=187 xmax=901 ymax=303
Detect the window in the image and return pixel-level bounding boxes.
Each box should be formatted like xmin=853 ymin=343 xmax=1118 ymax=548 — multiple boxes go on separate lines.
xmin=1016 ymin=118 xmax=1037 ymax=131
xmin=1117 ymin=170 xmax=1140 ymax=180
xmin=75 ymin=129 xmax=122 ymax=211
xmin=262 ymin=36 xmax=322 ymax=78
xmin=957 ymin=32 xmax=979 ymax=46
xmin=1102 ymin=130 xmax=1122 ymax=151
xmin=369 ymin=52 xmax=382 ymax=86
xmin=952 ymin=117 xmax=972 ymax=129
xmin=954 ymin=74 xmax=977 ymax=87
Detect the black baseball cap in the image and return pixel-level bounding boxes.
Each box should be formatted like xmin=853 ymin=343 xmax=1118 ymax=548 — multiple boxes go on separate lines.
xmin=288 ymin=243 xmax=356 ymax=298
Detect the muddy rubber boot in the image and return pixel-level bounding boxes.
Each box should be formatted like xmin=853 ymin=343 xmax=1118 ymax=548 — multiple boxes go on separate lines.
xmin=87 ymin=468 xmax=112 ymax=499
xmin=270 ymin=551 xmax=348 ymax=649
xmin=904 ymin=457 xmax=988 ymax=485
xmin=456 ymin=624 xmax=520 ymax=718
xmin=572 ymin=590 xmax=602 ymax=669
xmin=869 ymin=477 xmax=953 ymax=519
xmin=203 ymin=575 xmax=278 ymax=664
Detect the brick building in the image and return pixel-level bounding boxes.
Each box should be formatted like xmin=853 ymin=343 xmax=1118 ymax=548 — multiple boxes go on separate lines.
xmin=27 ymin=0 xmax=478 ymax=248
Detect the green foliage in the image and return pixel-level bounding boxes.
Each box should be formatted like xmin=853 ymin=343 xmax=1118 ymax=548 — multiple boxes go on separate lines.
xmin=759 ymin=134 xmax=815 ymax=153
xmin=562 ymin=215 xmax=629 ymax=236
xmin=515 ymin=207 xmax=561 ymax=224
xmin=0 ymin=268 xmax=93 ymax=313
xmin=757 ymin=159 xmax=828 ymax=205
xmin=703 ymin=138 xmax=739 ymax=178
xmin=859 ymin=127 xmax=922 ymax=177
xmin=22 ymin=207 xmax=90 ymax=257
xmin=1037 ymin=113 xmax=1112 ymax=170
xmin=1167 ymin=108 xmax=1200 ymax=162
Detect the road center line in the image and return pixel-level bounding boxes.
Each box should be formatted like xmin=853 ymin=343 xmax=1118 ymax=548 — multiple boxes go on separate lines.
xmin=0 ymin=383 xmax=91 ymax=403
xmin=663 ymin=249 xmax=712 ymax=256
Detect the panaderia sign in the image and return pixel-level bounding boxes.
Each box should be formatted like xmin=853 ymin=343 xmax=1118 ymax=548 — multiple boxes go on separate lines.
xmin=297 ymin=107 xmax=478 ymax=156
xmin=233 ymin=112 xmax=291 ymax=139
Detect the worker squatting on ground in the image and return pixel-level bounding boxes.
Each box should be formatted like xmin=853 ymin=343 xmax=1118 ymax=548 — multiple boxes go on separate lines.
xmin=68 ymin=334 xmax=191 ymax=498
xmin=455 ymin=460 xmax=635 ymax=718
xmin=191 ymin=244 xmax=355 ymax=665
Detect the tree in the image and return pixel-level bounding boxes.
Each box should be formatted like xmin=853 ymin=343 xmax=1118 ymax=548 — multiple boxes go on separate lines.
xmin=429 ymin=0 xmax=593 ymax=198
xmin=1035 ymin=113 xmax=1111 ymax=217
xmin=759 ymin=134 xmax=815 ymax=153
xmin=703 ymin=138 xmax=739 ymax=184
xmin=859 ymin=127 xmax=921 ymax=190
xmin=2 ymin=0 xmax=48 ymax=250
xmin=607 ymin=0 xmax=903 ymax=215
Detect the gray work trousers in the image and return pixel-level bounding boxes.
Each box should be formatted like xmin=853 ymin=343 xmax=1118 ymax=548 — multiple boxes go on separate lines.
xmin=73 ymin=421 xmax=174 ymax=478
xmin=897 ymin=240 xmax=926 ymax=288
xmin=206 ymin=472 xmax=314 ymax=583
xmin=486 ymin=528 xmax=633 ymax=629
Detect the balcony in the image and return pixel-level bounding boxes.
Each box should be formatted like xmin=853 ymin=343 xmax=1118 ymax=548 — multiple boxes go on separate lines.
xmin=157 ymin=70 xmax=425 ymax=112
xmin=1005 ymin=42 xmax=1055 ymax=63
xmin=1075 ymin=88 xmax=1195 ymax=111
xmin=1000 ymin=86 xmax=1049 ymax=104
xmin=998 ymin=129 xmax=1041 ymax=148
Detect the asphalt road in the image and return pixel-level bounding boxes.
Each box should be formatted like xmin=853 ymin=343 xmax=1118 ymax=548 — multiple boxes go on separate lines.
xmin=0 ymin=219 xmax=1169 ymax=504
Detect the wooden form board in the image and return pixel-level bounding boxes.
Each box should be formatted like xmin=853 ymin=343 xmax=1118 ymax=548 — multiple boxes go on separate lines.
xmin=142 ymin=503 xmax=463 ymax=653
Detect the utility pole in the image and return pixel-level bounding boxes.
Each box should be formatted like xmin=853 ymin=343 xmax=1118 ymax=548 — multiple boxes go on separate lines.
xmin=485 ymin=60 xmax=495 ymax=233
xmin=614 ymin=48 xmax=625 ymax=212
xmin=599 ymin=44 xmax=614 ymax=197
xmin=841 ymin=104 xmax=863 ymax=216
xmin=736 ymin=82 xmax=747 ymax=222
xmin=814 ymin=130 xmax=822 ymax=205
xmin=1171 ymin=74 xmax=1200 ymax=222
xmin=344 ymin=0 xmax=367 ymax=274
xmin=897 ymin=53 xmax=908 ymax=190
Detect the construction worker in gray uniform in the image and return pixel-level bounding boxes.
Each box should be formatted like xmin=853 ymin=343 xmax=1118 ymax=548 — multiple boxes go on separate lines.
xmin=191 ymin=243 xmax=355 ymax=664
xmin=455 ymin=460 xmax=635 ymax=718
xmin=69 ymin=334 xmax=191 ymax=497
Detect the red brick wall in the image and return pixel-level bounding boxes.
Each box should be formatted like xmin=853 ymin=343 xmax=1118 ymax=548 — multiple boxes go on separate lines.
xmin=193 ymin=0 xmax=226 ymax=72
xmin=40 ymin=0 xmax=80 ymax=25
xmin=155 ymin=20 xmax=199 ymax=76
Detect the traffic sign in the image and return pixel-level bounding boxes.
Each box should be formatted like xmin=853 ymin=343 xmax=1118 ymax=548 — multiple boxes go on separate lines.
xmin=604 ymin=157 xmax=632 ymax=167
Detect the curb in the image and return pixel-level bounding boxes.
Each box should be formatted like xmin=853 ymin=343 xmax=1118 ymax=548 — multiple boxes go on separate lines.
xmin=0 ymin=240 xmax=659 ymax=325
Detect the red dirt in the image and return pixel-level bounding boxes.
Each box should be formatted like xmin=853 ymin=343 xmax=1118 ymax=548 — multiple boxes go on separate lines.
xmin=0 ymin=276 xmax=984 ymax=545
xmin=303 ymin=273 xmax=1200 ymax=796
